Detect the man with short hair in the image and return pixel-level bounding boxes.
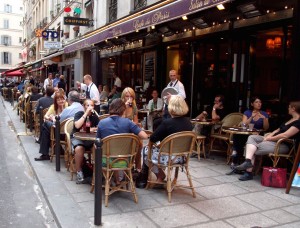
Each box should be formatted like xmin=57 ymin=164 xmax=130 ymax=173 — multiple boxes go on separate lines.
xmin=53 ymin=73 xmax=60 ymax=87
xmin=35 ymin=90 xmax=84 ymax=161
xmin=35 ymin=86 xmax=54 ymax=113
xmin=76 ymin=74 xmax=100 ymax=113
xmin=43 ymin=73 xmax=53 ymax=90
xmin=113 ymin=73 xmax=122 ymax=88
xmin=163 ymin=69 xmax=186 ymax=119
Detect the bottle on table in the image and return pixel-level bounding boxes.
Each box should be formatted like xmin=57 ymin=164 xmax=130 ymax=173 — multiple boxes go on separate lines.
xmin=86 ymin=116 xmax=91 ymax=133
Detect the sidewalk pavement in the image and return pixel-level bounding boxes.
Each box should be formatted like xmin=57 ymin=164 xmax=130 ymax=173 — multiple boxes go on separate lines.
xmin=2 ymin=97 xmax=300 ymax=228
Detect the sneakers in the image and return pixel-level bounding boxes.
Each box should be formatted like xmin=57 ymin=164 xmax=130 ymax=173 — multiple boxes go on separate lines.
xmin=239 ymin=171 xmax=253 ymax=181
xmin=76 ymin=171 xmax=84 ymax=184
xmin=235 ymin=159 xmax=253 ymax=171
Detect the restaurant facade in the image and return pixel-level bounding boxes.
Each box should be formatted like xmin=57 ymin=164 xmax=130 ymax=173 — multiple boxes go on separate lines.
xmin=18 ymin=0 xmax=300 ymax=123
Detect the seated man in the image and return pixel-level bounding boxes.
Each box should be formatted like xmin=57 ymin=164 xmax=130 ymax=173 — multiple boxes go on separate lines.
xmin=194 ymin=94 xmax=227 ymax=136
xmin=96 ymin=98 xmax=148 ymax=185
xmin=147 ymin=89 xmax=163 ymax=131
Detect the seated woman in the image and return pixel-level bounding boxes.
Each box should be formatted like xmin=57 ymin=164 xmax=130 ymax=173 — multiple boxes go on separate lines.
xmin=121 ymin=87 xmax=142 ymax=171
xmin=96 ymin=98 xmax=148 ymax=185
xmin=147 ymin=89 xmax=163 ymax=132
xmin=71 ymin=99 xmax=99 ymax=184
xmin=35 ymin=90 xmax=68 ymax=161
xmin=235 ymin=101 xmax=300 ymax=181
xmin=142 ymin=95 xmax=193 ymax=183
xmin=100 ymin=85 xmax=109 ymax=101
xmin=231 ymin=96 xmax=269 ymax=166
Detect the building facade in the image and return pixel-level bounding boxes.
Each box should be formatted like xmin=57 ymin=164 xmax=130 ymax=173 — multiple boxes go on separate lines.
xmin=0 ymin=0 xmax=24 ymax=73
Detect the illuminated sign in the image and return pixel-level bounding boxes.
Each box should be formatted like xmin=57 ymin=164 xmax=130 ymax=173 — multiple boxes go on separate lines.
xmin=35 ymin=29 xmax=59 ymax=39
xmin=64 ymin=17 xmax=91 ymax=26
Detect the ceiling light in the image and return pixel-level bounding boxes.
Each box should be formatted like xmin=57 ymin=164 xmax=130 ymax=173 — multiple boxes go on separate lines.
xmin=184 ymin=29 xmax=187 ymax=32
xmin=192 ymin=26 xmax=195 ymax=30
xmin=217 ymin=4 xmax=225 ymax=10
xmin=136 ymin=29 xmax=139 ymax=32
xmin=285 ymin=6 xmax=288 ymax=9
xmin=237 ymin=16 xmax=240 ymax=20
xmin=151 ymin=25 xmax=155 ymax=29
xmin=267 ymin=10 xmax=270 ymax=13
xmin=182 ymin=15 xmax=188 ymax=20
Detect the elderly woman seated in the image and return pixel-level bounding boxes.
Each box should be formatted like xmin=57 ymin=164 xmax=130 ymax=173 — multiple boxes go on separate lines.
xmin=140 ymin=95 xmax=193 ymax=184
xmin=235 ymin=101 xmax=300 ymax=181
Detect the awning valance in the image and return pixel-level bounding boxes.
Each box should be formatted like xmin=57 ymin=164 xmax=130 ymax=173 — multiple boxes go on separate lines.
xmin=64 ymin=0 xmax=230 ymax=53
xmin=3 ymin=69 xmax=25 ymax=77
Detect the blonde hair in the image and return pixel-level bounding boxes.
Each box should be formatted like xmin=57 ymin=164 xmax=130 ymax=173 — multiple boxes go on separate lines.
xmin=121 ymin=87 xmax=136 ymax=107
xmin=168 ymin=95 xmax=189 ymax=117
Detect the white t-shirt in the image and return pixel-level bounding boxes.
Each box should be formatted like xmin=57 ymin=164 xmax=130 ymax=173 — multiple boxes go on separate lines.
xmin=80 ymin=82 xmax=100 ymax=105
xmin=167 ymin=79 xmax=186 ymax=99
xmin=43 ymin=78 xmax=53 ymax=90
xmin=114 ymin=77 xmax=121 ymax=88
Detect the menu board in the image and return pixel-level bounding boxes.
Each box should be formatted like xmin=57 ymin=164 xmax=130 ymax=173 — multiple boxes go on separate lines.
xmin=143 ymin=51 xmax=156 ymax=83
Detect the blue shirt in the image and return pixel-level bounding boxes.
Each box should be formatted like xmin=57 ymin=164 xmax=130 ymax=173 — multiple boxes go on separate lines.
xmin=53 ymin=78 xmax=60 ymax=87
xmin=243 ymin=110 xmax=269 ymax=130
xmin=60 ymin=102 xmax=84 ymax=121
xmin=96 ymin=116 xmax=141 ymax=139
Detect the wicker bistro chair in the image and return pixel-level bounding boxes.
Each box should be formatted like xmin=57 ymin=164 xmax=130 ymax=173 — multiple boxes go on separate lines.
xmin=50 ymin=118 xmax=72 ymax=165
xmin=146 ymin=131 xmax=197 ymax=203
xmin=209 ymin=112 xmax=243 ymax=163
xmin=64 ymin=119 xmax=77 ymax=178
xmin=255 ymin=138 xmax=297 ymax=175
xmin=98 ymin=133 xmax=140 ymax=207
xmin=34 ymin=108 xmax=49 ymax=139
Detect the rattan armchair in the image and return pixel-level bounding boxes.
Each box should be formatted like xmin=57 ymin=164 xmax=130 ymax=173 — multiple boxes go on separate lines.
xmin=96 ymin=133 xmax=140 ymax=207
xmin=146 ymin=131 xmax=197 ymax=202
xmin=209 ymin=112 xmax=243 ymax=163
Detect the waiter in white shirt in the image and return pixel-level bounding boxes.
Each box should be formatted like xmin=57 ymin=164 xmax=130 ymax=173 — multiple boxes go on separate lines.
xmin=76 ymin=74 xmax=101 ymax=113
xmin=163 ymin=69 xmax=186 ymax=119
xmin=113 ymin=73 xmax=122 ymax=88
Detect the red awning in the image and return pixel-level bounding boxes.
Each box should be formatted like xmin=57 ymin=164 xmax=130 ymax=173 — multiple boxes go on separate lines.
xmin=4 ymin=69 xmax=25 ymax=77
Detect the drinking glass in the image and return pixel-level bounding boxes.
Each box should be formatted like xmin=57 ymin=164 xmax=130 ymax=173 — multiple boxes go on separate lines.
xmin=248 ymin=123 xmax=254 ymax=131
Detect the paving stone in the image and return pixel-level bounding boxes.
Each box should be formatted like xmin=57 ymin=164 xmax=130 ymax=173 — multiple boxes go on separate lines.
xmin=274 ymin=221 xmax=300 ymax=228
xmin=195 ymin=177 xmax=222 ymax=186
xmin=38 ymin=178 xmax=68 ymax=196
xmin=79 ymin=199 xmax=121 ymax=217
xmin=190 ymin=196 xmax=259 ymax=220
xmin=262 ymin=209 xmax=300 ymax=224
xmin=177 ymin=179 xmax=204 ymax=188
xmin=206 ymin=164 xmax=233 ymax=174
xmin=72 ymin=192 xmax=94 ymax=203
xmin=226 ymin=213 xmax=278 ymax=228
xmin=187 ymin=221 xmax=233 ymax=228
xmin=190 ymin=167 xmax=221 ymax=178
xmin=101 ymin=211 xmax=156 ymax=227
xmin=143 ymin=204 xmax=209 ymax=228
xmin=189 ymin=160 xmax=211 ymax=168
xmin=213 ymin=175 xmax=240 ymax=183
xmin=149 ymin=188 xmax=205 ymax=206
xmin=282 ymin=204 xmax=300 ymax=217
xmin=195 ymin=183 xmax=248 ymax=199
xmin=237 ymin=192 xmax=292 ymax=210
xmin=109 ymin=193 xmax=161 ymax=212
xmin=64 ymin=180 xmax=91 ymax=194
xmin=267 ymin=189 xmax=300 ymax=204
xmin=233 ymin=178 xmax=270 ymax=192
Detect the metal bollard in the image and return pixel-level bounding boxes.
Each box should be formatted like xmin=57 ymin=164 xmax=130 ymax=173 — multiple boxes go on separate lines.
xmin=29 ymin=101 xmax=33 ymax=132
xmin=94 ymin=138 xmax=102 ymax=226
xmin=55 ymin=115 xmax=61 ymax=171
xmin=39 ymin=106 xmax=44 ymax=138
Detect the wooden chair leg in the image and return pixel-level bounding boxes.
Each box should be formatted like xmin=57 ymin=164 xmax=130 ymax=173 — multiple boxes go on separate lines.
xmin=105 ymin=171 xmax=110 ymax=207
xmin=202 ymin=141 xmax=206 ymax=159
xmin=167 ymin=166 xmax=172 ymax=203
xmin=128 ymin=170 xmax=138 ymax=203
xmin=185 ymin=165 xmax=196 ymax=198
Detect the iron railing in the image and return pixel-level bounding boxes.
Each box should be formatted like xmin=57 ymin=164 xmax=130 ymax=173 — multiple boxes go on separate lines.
xmin=134 ymin=0 xmax=147 ymax=10
xmin=109 ymin=0 xmax=117 ymax=22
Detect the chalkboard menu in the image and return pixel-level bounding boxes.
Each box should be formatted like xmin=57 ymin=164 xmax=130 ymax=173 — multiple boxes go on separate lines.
xmin=143 ymin=51 xmax=156 ymax=83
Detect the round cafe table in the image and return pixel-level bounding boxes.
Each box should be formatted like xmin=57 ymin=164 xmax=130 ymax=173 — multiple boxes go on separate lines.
xmin=73 ymin=132 xmax=97 ymax=141
xmin=190 ymin=119 xmax=219 ymax=126
xmin=221 ymin=126 xmax=263 ymax=135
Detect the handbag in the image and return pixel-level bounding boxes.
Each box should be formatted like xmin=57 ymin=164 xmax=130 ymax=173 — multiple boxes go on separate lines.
xmin=261 ymin=166 xmax=287 ymax=188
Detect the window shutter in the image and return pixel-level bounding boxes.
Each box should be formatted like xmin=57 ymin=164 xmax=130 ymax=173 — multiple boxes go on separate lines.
xmin=1 ymin=53 xmax=4 ymax=64
xmin=8 ymin=36 xmax=11 ymax=45
xmin=1 ymin=35 xmax=3 ymax=45
xmin=8 ymin=53 xmax=11 ymax=64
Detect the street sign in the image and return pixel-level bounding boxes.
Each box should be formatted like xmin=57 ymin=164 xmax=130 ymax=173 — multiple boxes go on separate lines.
xmin=44 ymin=41 xmax=62 ymax=49
xmin=64 ymin=17 xmax=91 ymax=26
